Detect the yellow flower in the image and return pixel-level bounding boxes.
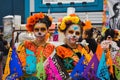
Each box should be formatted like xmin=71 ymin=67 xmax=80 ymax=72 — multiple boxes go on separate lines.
xmin=60 ymin=22 xmax=66 ymax=30
xmin=59 ymin=14 xmax=80 ymax=31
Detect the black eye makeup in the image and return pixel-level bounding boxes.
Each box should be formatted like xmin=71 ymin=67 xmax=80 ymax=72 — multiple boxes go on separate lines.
xmin=34 ymin=27 xmax=47 ymax=32
xmin=68 ymin=30 xmax=80 ymax=36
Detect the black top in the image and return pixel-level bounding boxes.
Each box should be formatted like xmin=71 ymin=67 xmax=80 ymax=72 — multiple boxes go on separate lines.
xmin=79 ymin=37 xmax=97 ymax=54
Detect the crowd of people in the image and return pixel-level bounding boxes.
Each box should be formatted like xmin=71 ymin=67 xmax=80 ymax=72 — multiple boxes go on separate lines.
xmin=0 ymin=12 xmax=120 ymax=80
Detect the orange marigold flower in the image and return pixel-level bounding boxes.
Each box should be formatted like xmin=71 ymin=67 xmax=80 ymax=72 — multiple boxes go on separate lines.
xmin=33 ymin=13 xmax=40 ymax=22
xmin=38 ymin=12 xmax=44 ymax=19
xmin=27 ymin=16 xmax=36 ymax=25
xmin=26 ymin=24 xmax=34 ymax=32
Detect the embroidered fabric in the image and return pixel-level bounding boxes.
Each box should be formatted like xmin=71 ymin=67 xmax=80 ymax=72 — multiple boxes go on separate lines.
xmin=9 ymin=48 xmax=23 ymax=79
xmin=2 ymin=48 xmax=12 ymax=80
xmin=70 ymin=56 xmax=85 ymax=79
xmin=17 ymin=40 xmax=55 ymax=79
xmin=17 ymin=43 xmax=27 ymax=67
xmin=45 ymin=57 xmax=62 ymax=80
xmin=56 ymin=44 xmax=92 ymax=73
xmin=52 ymin=54 xmax=70 ymax=79
xmin=24 ymin=76 xmax=39 ymax=80
xmin=96 ymin=52 xmax=110 ymax=80
xmin=115 ymin=66 xmax=120 ymax=79
xmin=63 ymin=57 xmax=74 ymax=71
xmin=6 ymin=73 xmax=17 ymax=80
xmin=36 ymin=51 xmax=46 ymax=80
xmin=106 ymin=50 xmax=113 ymax=75
xmin=113 ymin=50 xmax=120 ymax=70
xmin=81 ymin=48 xmax=92 ymax=63
xmin=82 ymin=54 xmax=99 ymax=80
xmin=26 ymin=49 xmax=36 ymax=74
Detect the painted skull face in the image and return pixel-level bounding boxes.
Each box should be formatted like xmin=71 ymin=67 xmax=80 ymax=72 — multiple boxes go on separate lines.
xmin=65 ymin=24 xmax=81 ymax=44
xmin=34 ymin=23 xmax=47 ymax=40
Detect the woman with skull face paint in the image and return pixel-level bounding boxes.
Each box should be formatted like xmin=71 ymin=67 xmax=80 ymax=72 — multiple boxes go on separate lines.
xmin=56 ymin=14 xmax=92 ymax=76
xmin=16 ymin=12 xmax=55 ymax=79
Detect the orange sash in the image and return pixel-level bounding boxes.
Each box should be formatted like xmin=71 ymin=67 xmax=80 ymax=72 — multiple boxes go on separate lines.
xmin=96 ymin=44 xmax=103 ymax=61
xmin=106 ymin=50 xmax=113 ymax=76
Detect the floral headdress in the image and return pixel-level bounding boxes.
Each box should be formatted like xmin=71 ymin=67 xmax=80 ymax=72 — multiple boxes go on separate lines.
xmin=26 ymin=12 xmax=53 ymax=32
xmin=59 ymin=14 xmax=81 ymax=31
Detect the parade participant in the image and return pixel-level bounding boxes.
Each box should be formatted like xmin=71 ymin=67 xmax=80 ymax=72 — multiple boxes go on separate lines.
xmin=56 ymin=13 xmax=91 ymax=77
xmin=16 ymin=12 xmax=55 ymax=79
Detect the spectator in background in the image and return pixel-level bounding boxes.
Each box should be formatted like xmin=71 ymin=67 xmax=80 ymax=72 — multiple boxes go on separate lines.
xmin=101 ymin=28 xmax=119 ymax=59
xmin=0 ymin=33 xmax=4 ymax=79
xmin=113 ymin=29 xmax=120 ymax=47
xmin=81 ymin=28 xmax=97 ymax=54
xmin=79 ymin=20 xmax=97 ymax=54
xmin=0 ymin=32 xmax=9 ymax=78
xmin=0 ymin=32 xmax=9 ymax=56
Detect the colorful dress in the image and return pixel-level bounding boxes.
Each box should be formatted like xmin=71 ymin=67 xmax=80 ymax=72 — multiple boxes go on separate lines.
xmin=17 ymin=40 xmax=55 ymax=79
xmin=56 ymin=44 xmax=91 ymax=73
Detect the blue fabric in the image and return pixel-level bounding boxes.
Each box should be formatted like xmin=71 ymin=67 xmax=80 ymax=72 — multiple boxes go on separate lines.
xmin=70 ymin=56 xmax=85 ymax=80
xmin=96 ymin=51 xmax=110 ymax=80
xmin=26 ymin=49 xmax=34 ymax=55
xmin=26 ymin=49 xmax=36 ymax=74
xmin=9 ymin=48 xmax=23 ymax=79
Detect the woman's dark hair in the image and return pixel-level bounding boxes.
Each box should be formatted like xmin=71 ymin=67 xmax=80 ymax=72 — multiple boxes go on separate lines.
xmin=37 ymin=15 xmax=52 ymax=29
xmin=104 ymin=28 xmax=115 ymax=40
xmin=84 ymin=28 xmax=94 ymax=39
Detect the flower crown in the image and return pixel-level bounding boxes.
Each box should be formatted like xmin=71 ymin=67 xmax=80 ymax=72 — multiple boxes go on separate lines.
xmin=59 ymin=14 xmax=80 ymax=31
xmin=26 ymin=12 xmax=52 ymax=32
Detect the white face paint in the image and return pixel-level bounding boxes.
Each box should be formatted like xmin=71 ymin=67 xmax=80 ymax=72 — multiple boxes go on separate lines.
xmin=33 ymin=23 xmax=47 ymax=40
xmin=65 ymin=24 xmax=81 ymax=44
xmin=34 ymin=31 xmax=46 ymax=38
